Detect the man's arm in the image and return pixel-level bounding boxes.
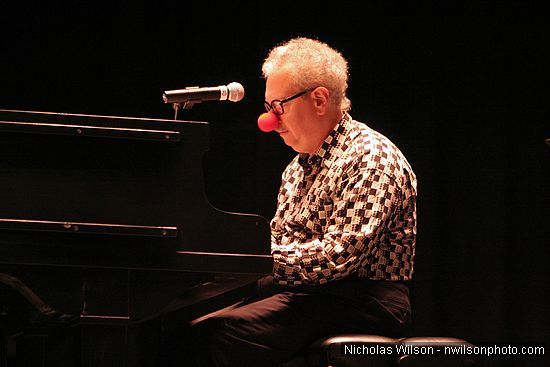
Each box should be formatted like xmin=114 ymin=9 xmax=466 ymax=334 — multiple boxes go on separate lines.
xmin=271 ymin=169 xmax=400 ymax=285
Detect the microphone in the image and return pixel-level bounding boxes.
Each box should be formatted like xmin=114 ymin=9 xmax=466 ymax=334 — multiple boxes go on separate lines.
xmin=162 ymin=82 xmax=245 ymax=104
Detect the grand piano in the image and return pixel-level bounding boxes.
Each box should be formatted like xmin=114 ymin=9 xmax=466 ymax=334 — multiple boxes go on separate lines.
xmin=0 ymin=109 xmax=272 ymax=366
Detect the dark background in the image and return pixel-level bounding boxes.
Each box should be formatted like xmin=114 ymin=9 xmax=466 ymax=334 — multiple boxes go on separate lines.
xmin=1 ymin=0 xmax=548 ymax=359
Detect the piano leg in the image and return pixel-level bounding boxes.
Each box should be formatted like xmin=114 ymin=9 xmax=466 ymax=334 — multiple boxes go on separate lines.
xmin=1 ymin=267 xmax=261 ymax=366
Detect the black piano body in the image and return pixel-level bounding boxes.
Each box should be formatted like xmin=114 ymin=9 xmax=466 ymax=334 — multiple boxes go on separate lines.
xmin=0 ymin=109 xmax=272 ymax=366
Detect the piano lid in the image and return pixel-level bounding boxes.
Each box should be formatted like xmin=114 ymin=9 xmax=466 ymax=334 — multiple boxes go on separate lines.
xmin=0 ymin=109 xmax=271 ymax=274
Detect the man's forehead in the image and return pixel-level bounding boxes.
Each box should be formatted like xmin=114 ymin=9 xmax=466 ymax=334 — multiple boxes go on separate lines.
xmin=265 ymin=72 xmax=293 ymax=100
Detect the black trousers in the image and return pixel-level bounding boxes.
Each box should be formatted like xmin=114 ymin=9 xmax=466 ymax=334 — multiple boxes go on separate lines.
xmin=158 ymin=276 xmax=411 ymax=367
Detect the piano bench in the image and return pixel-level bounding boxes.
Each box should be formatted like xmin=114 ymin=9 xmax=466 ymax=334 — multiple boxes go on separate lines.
xmin=307 ymin=334 xmax=476 ymax=367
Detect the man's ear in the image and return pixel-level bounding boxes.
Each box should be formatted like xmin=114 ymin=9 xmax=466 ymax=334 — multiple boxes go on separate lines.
xmin=311 ymin=87 xmax=330 ymax=115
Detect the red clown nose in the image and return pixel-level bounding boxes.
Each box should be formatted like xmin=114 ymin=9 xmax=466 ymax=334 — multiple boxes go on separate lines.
xmin=257 ymin=112 xmax=280 ymax=132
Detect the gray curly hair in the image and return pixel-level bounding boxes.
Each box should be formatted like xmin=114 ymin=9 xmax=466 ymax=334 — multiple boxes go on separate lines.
xmin=262 ymin=37 xmax=351 ymax=112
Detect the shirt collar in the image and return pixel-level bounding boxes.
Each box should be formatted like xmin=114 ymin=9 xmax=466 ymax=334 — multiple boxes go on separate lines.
xmin=298 ymin=113 xmax=353 ymax=170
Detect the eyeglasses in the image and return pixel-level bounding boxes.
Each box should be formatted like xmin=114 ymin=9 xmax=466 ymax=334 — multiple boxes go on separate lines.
xmin=264 ymin=89 xmax=313 ymax=115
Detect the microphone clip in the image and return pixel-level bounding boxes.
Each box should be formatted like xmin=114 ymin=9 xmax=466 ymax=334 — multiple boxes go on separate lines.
xmin=171 ymin=101 xmax=196 ymax=120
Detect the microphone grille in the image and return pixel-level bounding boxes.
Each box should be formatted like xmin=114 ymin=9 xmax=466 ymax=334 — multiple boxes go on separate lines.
xmin=227 ymin=82 xmax=245 ymax=102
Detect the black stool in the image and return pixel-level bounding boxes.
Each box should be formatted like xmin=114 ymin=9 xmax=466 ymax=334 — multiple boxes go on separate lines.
xmin=308 ymin=334 xmax=476 ymax=367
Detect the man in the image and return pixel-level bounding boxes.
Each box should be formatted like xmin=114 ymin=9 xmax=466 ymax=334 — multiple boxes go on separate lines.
xmin=161 ymin=37 xmax=417 ymax=367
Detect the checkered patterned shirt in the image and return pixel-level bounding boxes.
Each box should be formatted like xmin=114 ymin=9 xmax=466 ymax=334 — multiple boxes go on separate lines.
xmin=270 ymin=113 xmax=417 ymax=285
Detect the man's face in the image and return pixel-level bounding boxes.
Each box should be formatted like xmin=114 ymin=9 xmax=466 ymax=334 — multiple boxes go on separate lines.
xmin=265 ymin=72 xmax=319 ymax=154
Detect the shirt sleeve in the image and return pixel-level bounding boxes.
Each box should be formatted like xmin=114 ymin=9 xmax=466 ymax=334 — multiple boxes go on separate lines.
xmin=271 ymin=168 xmax=400 ymax=285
